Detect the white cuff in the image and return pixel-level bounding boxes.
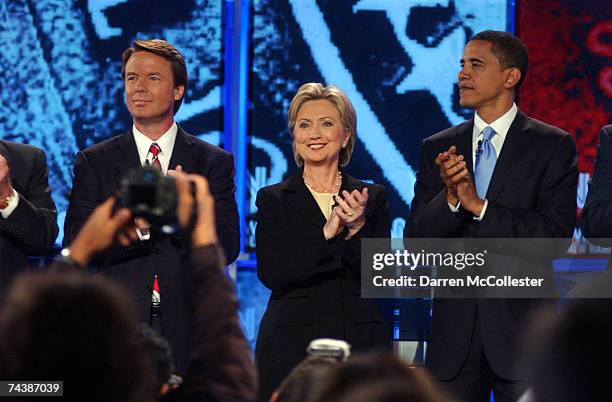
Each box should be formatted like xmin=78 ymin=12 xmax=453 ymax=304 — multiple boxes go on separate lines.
xmin=448 ymin=201 xmax=461 ymax=213
xmin=136 ymin=227 xmax=151 ymax=241
xmin=473 ymin=199 xmax=488 ymax=221
xmin=0 ymin=189 xmax=19 ymax=219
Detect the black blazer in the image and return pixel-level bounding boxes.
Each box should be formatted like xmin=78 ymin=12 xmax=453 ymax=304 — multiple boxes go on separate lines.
xmin=0 ymin=140 xmax=58 ymax=293
xmin=255 ymin=171 xmax=391 ymax=401
xmin=405 ymin=111 xmax=578 ymax=380
xmin=581 ymin=124 xmax=612 ymax=294
xmin=582 ymin=125 xmax=612 ymax=248
xmin=63 ymin=126 xmax=239 ymax=372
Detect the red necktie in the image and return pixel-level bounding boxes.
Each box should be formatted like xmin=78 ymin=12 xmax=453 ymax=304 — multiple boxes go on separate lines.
xmin=147 ymin=144 xmax=162 ymax=325
xmin=151 ymin=274 xmax=161 ymax=319
xmin=148 ymin=143 xmax=162 ymax=170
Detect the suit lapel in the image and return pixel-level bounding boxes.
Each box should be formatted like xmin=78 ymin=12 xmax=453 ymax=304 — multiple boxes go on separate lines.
xmin=109 ymin=126 xmax=197 ymax=188
xmin=281 ymin=170 xmax=328 ymax=229
xmin=168 ymin=126 xmax=198 ymax=172
xmin=486 ymin=111 xmax=529 ymax=200
xmin=455 ymin=120 xmax=475 ymax=177
xmin=111 ymin=130 xmax=141 ymax=188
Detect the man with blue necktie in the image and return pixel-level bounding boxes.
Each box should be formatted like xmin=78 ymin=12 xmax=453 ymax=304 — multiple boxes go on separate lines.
xmin=406 ymin=31 xmax=577 ymax=402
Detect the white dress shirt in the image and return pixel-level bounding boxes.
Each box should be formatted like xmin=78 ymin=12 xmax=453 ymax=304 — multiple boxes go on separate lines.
xmin=132 ymin=122 xmax=178 ymax=175
xmin=0 ymin=188 xmax=19 ymax=219
xmin=449 ymin=103 xmax=518 ymax=220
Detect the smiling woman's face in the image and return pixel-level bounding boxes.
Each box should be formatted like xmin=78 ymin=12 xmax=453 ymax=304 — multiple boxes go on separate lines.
xmin=293 ymin=99 xmax=350 ymax=168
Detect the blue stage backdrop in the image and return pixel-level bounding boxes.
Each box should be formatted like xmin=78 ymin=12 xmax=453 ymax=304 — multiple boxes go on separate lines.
xmin=0 ymin=0 xmax=224 ymax=244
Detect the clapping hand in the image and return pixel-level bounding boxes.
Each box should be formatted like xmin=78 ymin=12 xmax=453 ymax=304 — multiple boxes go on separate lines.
xmin=323 ymin=188 xmax=369 ymax=240
xmin=0 ymin=154 xmax=13 ymax=201
xmin=434 ymin=145 xmax=484 ymax=215
xmin=335 ymin=188 xmax=368 ymax=237
xmin=435 ymin=145 xmax=468 ymax=206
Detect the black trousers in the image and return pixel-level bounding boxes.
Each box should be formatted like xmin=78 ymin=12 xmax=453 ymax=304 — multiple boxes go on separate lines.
xmin=437 ymin=311 xmax=527 ymax=402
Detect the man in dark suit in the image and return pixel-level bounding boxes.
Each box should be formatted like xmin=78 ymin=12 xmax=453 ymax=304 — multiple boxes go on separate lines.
xmin=405 ymin=31 xmax=577 ymax=402
xmin=64 ymin=39 xmax=239 ymax=372
xmin=0 ymin=140 xmax=58 ymax=293
xmin=581 ymin=125 xmax=612 ymax=250
xmin=581 ymin=124 xmax=612 ymax=297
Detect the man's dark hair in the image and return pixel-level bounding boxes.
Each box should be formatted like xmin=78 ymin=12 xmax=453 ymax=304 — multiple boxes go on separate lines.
xmin=274 ymin=356 xmax=339 ymax=402
xmin=526 ymin=300 xmax=612 ymax=402
xmin=332 ymin=379 xmax=449 ymax=402
xmin=0 ymin=271 xmax=156 ymax=402
xmin=121 ymin=39 xmax=188 ymax=114
xmin=136 ymin=324 xmax=175 ymax=391
xmin=471 ymin=30 xmax=529 ymax=93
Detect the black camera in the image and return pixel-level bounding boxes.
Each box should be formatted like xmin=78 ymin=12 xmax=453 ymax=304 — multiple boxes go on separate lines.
xmin=117 ymin=166 xmax=177 ymax=226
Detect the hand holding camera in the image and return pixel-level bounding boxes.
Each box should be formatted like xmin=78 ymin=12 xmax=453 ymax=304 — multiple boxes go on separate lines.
xmin=170 ymin=169 xmax=217 ymax=248
xmin=68 ymin=167 xmax=216 ymax=266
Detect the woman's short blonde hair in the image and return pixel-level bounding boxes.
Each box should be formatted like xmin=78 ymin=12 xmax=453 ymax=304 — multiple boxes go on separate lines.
xmin=288 ymin=83 xmax=357 ymax=167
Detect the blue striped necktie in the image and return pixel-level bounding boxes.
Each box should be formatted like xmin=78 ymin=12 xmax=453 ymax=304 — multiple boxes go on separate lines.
xmin=475 ymin=126 xmax=497 ymax=198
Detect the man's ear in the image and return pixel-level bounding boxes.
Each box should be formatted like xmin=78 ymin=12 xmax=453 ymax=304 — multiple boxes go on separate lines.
xmin=174 ymin=85 xmax=186 ymax=101
xmin=504 ymin=68 xmax=521 ymax=90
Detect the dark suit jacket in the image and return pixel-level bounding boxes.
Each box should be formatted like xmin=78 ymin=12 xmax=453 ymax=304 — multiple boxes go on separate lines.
xmin=582 ymin=125 xmax=612 ymax=252
xmin=405 ymin=111 xmax=577 ymax=380
xmin=0 ymin=140 xmax=58 ymax=293
xmin=63 ymin=126 xmax=239 ymax=372
xmin=255 ymin=171 xmax=391 ymax=401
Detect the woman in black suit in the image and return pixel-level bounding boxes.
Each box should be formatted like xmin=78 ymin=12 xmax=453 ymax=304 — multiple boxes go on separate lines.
xmin=255 ymin=83 xmax=391 ymax=401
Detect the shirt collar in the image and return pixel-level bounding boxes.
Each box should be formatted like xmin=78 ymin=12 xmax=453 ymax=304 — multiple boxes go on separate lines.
xmin=473 ymin=103 xmax=518 ymax=142
xmin=132 ymin=122 xmax=178 ymax=164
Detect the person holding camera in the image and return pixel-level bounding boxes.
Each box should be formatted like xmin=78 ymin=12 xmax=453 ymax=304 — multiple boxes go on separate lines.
xmin=63 ymin=39 xmax=239 ymax=373
xmin=0 ymin=173 xmax=256 ymax=402
xmin=254 ymin=83 xmax=391 ymax=402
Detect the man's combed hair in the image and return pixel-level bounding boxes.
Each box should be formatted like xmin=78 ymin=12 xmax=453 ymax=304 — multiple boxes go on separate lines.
xmin=121 ymin=39 xmax=188 ymax=114
xmin=471 ymin=30 xmax=529 ymax=93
